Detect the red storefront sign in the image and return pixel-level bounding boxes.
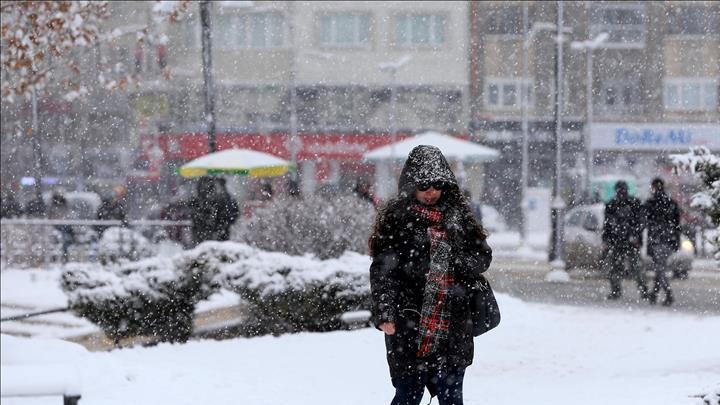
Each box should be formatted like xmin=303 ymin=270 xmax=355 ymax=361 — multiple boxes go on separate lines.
xmin=152 ymin=132 xmax=414 ymax=162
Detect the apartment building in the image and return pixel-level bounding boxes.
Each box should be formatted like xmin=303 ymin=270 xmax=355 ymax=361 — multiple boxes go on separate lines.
xmin=470 ymin=1 xmax=720 ymax=225
xmin=132 ymin=1 xmax=472 ymax=196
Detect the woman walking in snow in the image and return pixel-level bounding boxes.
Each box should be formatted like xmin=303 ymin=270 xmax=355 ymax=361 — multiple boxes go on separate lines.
xmin=369 ymin=145 xmax=493 ymax=405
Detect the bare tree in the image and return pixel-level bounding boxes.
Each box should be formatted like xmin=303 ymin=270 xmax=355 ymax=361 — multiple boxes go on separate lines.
xmin=1 ymin=1 xmax=189 ymax=103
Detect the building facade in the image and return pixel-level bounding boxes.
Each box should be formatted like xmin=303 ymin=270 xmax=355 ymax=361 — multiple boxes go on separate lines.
xmin=137 ymin=1 xmax=473 ymax=199
xmin=469 ymin=1 xmax=720 ymax=227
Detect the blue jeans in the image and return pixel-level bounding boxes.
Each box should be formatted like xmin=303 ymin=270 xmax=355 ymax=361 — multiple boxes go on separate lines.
xmin=391 ymin=368 xmax=465 ymax=405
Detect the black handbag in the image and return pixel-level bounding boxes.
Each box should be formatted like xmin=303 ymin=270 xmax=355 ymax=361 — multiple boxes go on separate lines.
xmin=470 ymin=275 xmax=501 ymax=336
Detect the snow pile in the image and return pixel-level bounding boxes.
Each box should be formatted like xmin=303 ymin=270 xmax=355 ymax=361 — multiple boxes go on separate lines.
xmin=61 ymin=242 xmax=373 ymax=342
xmin=1 ymin=334 xmax=86 ymax=398
xmin=21 ymin=293 xmax=720 ymax=405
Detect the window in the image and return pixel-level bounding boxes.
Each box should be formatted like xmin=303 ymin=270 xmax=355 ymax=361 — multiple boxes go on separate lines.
xmin=395 ymin=14 xmax=446 ymax=46
xmin=667 ymin=5 xmax=720 ymax=36
xmin=485 ymin=78 xmax=534 ymax=110
xmin=600 ymin=80 xmax=642 ymax=111
xmin=486 ymin=5 xmax=522 ymax=35
xmin=566 ymin=211 xmax=586 ymax=227
xmin=664 ymin=78 xmax=719 ymax=110
xmin=319 ymin=14 xmax=371 ymax=47
xmin=589 ymin=3 xmax=646 ymax=48
xmin=213 ymin=12 xmax=284 ymax=49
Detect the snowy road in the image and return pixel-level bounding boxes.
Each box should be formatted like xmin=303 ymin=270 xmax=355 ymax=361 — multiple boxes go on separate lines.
xmin=489 ymin=258 xmax=720 ymax=316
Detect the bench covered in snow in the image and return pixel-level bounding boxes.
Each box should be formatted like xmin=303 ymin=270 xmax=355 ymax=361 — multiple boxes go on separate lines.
xmin=0 ymin=334 xmax=84 ymax=405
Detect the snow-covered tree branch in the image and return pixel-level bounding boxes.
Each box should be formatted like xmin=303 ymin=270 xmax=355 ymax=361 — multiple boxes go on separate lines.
xmin=672 ymin=146 xmax=720 ymax=260
xmin=1 ymin=0 xmax=189 ymax=102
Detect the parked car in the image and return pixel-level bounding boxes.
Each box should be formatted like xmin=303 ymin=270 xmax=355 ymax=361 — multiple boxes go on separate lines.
xmin=563 ymin=204 xmax=694 ymax=278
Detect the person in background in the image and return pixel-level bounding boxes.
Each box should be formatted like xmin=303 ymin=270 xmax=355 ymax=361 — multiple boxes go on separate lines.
xmin=0 ymin=188 xmax=23 ymax=218
xmin=189 ymin=177 xmax=239 ymax=245
xmin=643 ymin=178 xmax=681 ymax=306
xmin=369 ymin=145 xmax=492 ymax=405
xmin=24 ymin=194 xmax=46 ymax=217
xmin=354 ymin=180 xmax=378 ymax=207
xmin=260 ymin=181 xmax=273 ymax=202
xmin=215 ymin=178 xmax=239 ymax=241
xmin=601 ymin=181 xmax=649 ymax=301
xmin=96 ymin=185 xmax=129 ymax=235
xmin=161 ymin=193 xmax=192 ymax=247
xmin=47 ymin=191 xmax=74 ymax=262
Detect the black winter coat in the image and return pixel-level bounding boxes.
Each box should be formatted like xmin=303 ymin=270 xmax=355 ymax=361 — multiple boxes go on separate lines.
xmin=369 ymin=145 xmax=492 ymax=380
xmin=644 ymin=191 xmax=681 ymax=257
xmin=190 ymin=193 xmax=239 ymax=244
xmin=602 ymin=195 xmax=644 ymax=247
xmin=370 ymin=199 xmax=492 ymax=379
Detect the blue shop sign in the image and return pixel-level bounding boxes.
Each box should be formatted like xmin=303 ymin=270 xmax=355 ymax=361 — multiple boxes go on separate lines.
xmin=614 ymin=127 xmax=693 ymax=146
xmin=591 ymin=123 xmax=720 ymax=151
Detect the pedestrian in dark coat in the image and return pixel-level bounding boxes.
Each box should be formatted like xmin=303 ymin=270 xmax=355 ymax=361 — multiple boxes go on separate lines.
xmin=24 ymin=195 xmax=46 ymax=217
xmin=95 ymin=186 xmax=129 ymax=235
xmin=48 ymin=192 xmax=74 ymax=262
xmin=189 ymin=177 xmax=239 ymax=245
xmin=369 ymin=145 xmax=492 ymax=405
xmin=0 ymin=189 xmax=23 ymax=218
xmin=602 ymin=181 xmax=649 ymax=300
xmin=214 ymin=178 xmax=239 ymax=241
xmin=643 ymin=178 xmax=681 ymax=306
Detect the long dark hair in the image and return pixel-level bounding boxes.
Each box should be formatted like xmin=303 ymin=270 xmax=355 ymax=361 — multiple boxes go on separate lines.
xmin=369 ymin=184 xmax=487 ymax=256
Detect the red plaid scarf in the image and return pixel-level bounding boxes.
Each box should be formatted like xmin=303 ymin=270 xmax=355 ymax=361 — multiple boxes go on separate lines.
xmin=411 ymin=204 xmax=454 ymax=358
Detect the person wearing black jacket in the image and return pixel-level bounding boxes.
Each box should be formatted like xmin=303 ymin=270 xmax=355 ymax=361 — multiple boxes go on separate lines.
xmin=602 ymin=181 xmax=649 ymax=300
xmin=643 ymin=178 xmax=681 ymax=306
xmin=189 ymin=177 xmax=239 ymax=245
xmin=369 ymin=145 xmax=492 ymax=405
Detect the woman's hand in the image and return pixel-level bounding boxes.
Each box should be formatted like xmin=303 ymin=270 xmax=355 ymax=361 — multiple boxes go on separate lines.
xmin=379 ymin=322 xmax=396 ymax=335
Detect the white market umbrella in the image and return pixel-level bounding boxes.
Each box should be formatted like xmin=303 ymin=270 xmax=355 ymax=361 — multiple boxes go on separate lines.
xmin=178 ymin=148 xmax=294 ymax=178
xmin=363 ymin=131 xmax=499 ymax=162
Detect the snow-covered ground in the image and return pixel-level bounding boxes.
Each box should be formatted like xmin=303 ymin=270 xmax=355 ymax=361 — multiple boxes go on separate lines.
xmin=2 ymin=293 xmax=719 ymax=405
xmin=2 ymin=247 xmax=718 ymax=405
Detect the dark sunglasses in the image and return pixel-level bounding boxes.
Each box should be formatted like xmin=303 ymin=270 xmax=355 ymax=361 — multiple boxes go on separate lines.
xmin=417 ymin=182 xmax=448 ymax=191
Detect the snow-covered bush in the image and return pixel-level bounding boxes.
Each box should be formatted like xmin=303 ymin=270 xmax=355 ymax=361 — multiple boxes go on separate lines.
xmin=232 ymin=194 xmax=375 ymax=259
xmin=97 ymin=227 xmax=156 ymax=264
xmin=61 ymin=242 xmax=372 ymax=343
xmin=672 ymin=147 xmax=720 ymax=260
xmin=60 ymin=242 xmax=240 ymax=343
xmin=221 ymin=249 xmax=371 ymax=336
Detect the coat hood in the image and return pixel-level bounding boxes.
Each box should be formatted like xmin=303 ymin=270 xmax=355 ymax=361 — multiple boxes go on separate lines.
xmin=397 ymin=145 xmax=458 ymax=197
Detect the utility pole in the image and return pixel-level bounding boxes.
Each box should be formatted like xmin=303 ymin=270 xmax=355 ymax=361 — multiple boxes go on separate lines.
xmin=30 ymin=85 xmax=43 ymax=200
xmin=200 ymin=1 xmax=217 ymax=153
xmin=287 ymin=1 xmax=299 ymax=178
xmin=379 ymin=55 xmax=412 ymax=172
xmin=550 ymin=0 xmax=567 ymax=268
xmin=520 ymin=1 xmax=529 ymax=245
xmin=571 ymin=32 xmax=608 ymax=200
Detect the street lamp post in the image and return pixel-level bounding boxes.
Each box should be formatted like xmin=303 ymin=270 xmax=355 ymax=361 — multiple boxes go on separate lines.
xmin=571 ymin=32 xmax=608 ymax=200
xmin=30 ymin=85 xmax=43 ymax=200
xmin=199 ymin=1 xmax=217 ymax=153
xmin=378 ymin=55 xmax=412 ymax=178
xmin=286 ymin=2 xmax=299 ymax=179
xmin=549 ymin=0 xmax=567 ymax=272
xmin=520 ymin=12 xmax=557 ymax=245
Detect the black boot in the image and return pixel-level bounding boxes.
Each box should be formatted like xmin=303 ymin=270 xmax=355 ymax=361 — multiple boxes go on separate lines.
xmin=647 ymin=292 xmax=657 ymax=305
xmin=606 ymin=291 xmax=622 ymax=300
xmin=662 ymin=290 xmax=674 ymax=306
